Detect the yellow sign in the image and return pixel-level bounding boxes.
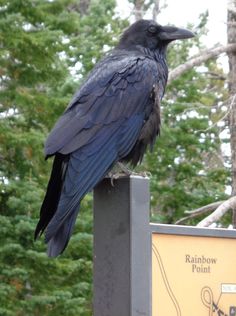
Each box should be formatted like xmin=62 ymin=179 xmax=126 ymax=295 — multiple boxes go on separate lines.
xmin=152 ymin=226 xmax=236 ymax=316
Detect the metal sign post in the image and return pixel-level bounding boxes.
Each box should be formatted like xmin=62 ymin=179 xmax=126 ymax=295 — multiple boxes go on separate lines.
xmin=93 ymin=176 xmax=151 ymax=316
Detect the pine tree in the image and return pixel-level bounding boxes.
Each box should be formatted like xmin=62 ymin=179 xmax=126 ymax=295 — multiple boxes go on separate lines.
xmin=0 ymin=1 xmax=125 ymax=315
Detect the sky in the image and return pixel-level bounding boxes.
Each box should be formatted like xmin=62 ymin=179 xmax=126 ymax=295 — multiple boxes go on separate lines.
xmin=116 ymin=0 xmax=227 ymax=47
xmin=159 ymin=0 xmax=227 ymax=46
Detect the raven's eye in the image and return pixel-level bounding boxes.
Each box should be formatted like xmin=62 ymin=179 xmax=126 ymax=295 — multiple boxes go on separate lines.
xmin=148 ymin=25 xmax=157 ymax=34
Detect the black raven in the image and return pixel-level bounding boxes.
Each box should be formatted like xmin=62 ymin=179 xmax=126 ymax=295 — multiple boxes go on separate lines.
xmin=35 ymin=19 xmax=194 ymax=257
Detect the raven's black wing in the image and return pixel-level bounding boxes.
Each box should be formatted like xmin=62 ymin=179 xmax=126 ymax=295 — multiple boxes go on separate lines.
xmin=45 ymin=52 xmax=165 ymax=156
xmin=37 ymin=51 xmax=167 ymax=256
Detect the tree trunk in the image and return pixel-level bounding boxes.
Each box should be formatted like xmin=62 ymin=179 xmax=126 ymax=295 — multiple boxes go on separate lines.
xmin=133 ymin=0 xmax=144 ymax=21
xmin=152 ymin=0 xmax=160 ymax=20
xmin=133 ymin=0 xmax=161 ymax=21
xmin=227 ymin=0 xmax=236 ymax=226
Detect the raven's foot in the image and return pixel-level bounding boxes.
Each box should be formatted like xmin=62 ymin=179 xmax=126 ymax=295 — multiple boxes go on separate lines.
xmin=106 ymin=171 xmax=127 ymax=186
xmin=106 ymin=162 xmax=132 ymax=186
xmin=117 ymin=162 xmax=151 ymax=178
xmin=138 ymin=171 xmax=152 ymax=178
xmin=117 ymin=162 xmax=133 ymax=175
xmin=106 ymin=163 xmax=151 ymax=186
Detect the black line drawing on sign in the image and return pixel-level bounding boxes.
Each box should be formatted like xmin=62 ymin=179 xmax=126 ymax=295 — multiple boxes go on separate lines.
xmin=152 ymin=244 xmax=181 ymax=316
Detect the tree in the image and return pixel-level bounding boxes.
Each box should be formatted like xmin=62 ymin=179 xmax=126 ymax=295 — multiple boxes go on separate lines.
xmin=228 ymin=0 xmax=236 ymax=226
xmin=0 ymin=1 xmax=126 ymax=315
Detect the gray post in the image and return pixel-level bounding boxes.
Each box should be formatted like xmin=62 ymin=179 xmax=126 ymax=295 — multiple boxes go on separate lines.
xmin=93 ymin=175 xmax=151 ymax=316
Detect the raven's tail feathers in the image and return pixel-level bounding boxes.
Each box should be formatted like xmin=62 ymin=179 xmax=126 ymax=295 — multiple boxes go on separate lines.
xmin=34 ymin=153 xmax=69 ymax=240
xmin=47 ymin=207 xmax=79 ymax=257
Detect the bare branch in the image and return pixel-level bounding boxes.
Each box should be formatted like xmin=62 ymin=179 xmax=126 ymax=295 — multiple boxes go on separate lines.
xmin=185 ymin=201 xmax=225 ymax=215
xmin=168 ymin=44 xmax=236 ymax=84
xmin=205 ymin=71 xmax=226 ymax=80
xmin=175 ymin=201 xmax=225 ymax=224
xmin=152 ymin=0 xmax=160 ymax=21
xmin=197 ymin=196 xmax=236 ymax=227
xmin=196 ymin=95 xmax=236 ymax=133
xmin=133 ymin=0 xmax=145 ymax=21
xmin=226 ymin=21 xmax=236 ymax=26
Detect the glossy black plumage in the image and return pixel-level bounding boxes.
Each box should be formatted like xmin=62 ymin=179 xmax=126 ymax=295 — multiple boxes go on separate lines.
xmin=35 ymin=19 xmax=194 ymax=257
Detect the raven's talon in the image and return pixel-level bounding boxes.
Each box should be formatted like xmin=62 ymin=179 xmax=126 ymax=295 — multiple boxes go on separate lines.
xmin=139 ymin=171 xmax=152 ymax=178
xmin=107 ymin=172 xmax=116 ymax=186
xmin=117 ymin=162 xmax=133 ymax=176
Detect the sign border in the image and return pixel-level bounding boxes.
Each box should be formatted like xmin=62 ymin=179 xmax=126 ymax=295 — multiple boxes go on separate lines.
xmin=150 ymin=223 xmax=236 ymax=239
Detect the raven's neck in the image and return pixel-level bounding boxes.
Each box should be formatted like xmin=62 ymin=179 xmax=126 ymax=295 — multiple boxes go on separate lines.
xmin=112 ymin=45 xmax=168 ymax=80
xmin=132 ymin=45 xmax=168 ymax=97
xmin=117 ymin=44 xmax=168 ymax=68
xmin=136 ymin=45 xmax=167 ymax=62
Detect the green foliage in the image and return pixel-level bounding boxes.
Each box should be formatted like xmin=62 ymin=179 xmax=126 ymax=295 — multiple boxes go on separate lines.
xmin=0 ymin=203 xmax=93 ymax=316
xmin=0 ymin=0 xmax=125 ymax=315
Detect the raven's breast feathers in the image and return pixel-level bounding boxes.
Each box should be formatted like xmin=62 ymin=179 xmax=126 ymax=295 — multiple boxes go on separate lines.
xmin=123 ymin=84 xmax=161 ymax=166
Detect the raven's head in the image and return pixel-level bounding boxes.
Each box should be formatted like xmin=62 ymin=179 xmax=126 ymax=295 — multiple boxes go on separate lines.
xmin=118 ymin=19 xmax=194 ymax=51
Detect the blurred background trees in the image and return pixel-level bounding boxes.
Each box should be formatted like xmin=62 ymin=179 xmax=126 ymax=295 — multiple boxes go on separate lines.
xmin=0 ymin=0 xmax=125 ymax=314
xmin=0 ymin=0 xmax=233 ymax=315
xmin=145 ymin=17 xmax=230 ymax=224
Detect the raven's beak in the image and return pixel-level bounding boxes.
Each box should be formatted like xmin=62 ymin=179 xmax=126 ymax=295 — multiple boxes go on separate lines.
xmin=159 ymin=26 xmax=195 ymax=41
